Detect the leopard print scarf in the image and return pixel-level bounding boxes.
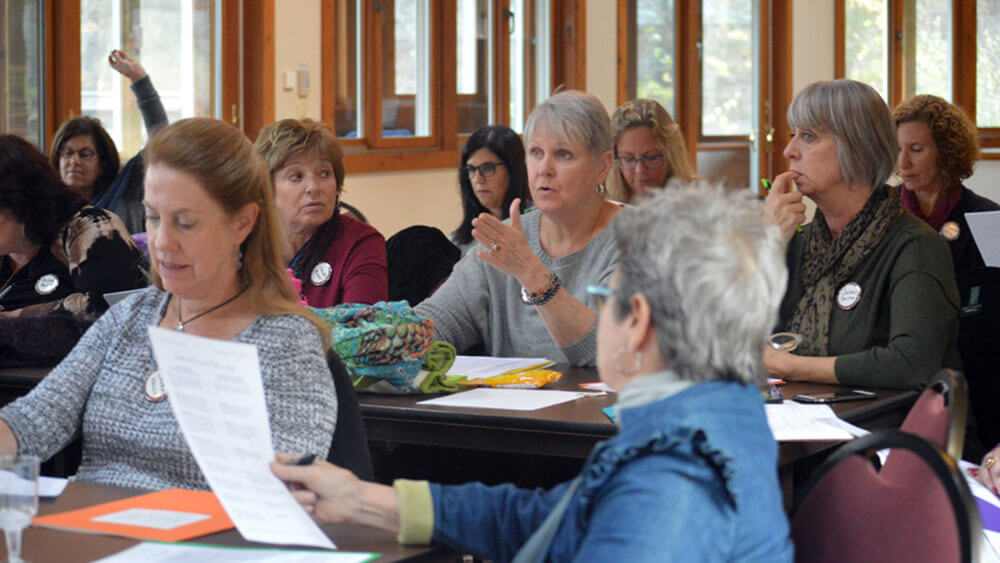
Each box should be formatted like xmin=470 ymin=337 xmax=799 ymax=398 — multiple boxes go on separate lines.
xmin=788 ymin=185 xmax=902 ymax=356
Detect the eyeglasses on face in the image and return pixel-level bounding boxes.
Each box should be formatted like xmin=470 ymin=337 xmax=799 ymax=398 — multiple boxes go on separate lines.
xmin=59 ymin=147 xmax=98 ymax=162
xmin=462 ymin=162 xmax=505 ymax=179
xmin=586 ymin=284 xmax=629 ymax=309
xmin=615 ymin=154 xmax=665 ymax=170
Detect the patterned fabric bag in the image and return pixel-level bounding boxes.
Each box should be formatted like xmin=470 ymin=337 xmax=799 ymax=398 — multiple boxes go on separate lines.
xmin=311 ymin=301 xmax=459 ymax=393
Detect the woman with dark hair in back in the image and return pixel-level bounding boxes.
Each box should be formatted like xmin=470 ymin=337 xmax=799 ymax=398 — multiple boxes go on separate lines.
xmin=0 ymin=135 xmax=147 ymax=366
xmin=49 ymin=50 xmax=168 ymax=233
xmin=451 ymin=125 xmax=531 ymax=255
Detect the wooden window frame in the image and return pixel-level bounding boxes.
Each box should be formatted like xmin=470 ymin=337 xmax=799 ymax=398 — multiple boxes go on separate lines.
xmin=616 ymin=0 xmax=793 ymax=191
xmin=322 ymin=0 xmax=584 ymax=174
xmin=835 ymin=0 xmax=1000 ymax=157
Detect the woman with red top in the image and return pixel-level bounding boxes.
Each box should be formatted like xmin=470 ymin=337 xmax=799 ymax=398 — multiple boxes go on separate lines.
xmin=255 ymin=119 xmax=387 ymax=307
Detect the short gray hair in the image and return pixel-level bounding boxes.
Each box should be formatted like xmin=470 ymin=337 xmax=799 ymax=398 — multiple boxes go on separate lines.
xmin=788 ymin=79 xmax=897 ymax=189
xmin=612 ymin=185 xmax=787 ymax=385
xmin=524 ymin=90 xmax=612 ymax=157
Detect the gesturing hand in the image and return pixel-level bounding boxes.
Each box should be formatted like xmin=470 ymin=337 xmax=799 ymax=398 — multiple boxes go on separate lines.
xmin=271 ymin=453 xmax=361 ymax=523
xmin=108 ymin=50 xmax=148 ymax=83
xmin=472 ymin=198 xmax=549 ymax=289
xmin=763 ymin=171 xmax=806 ymax=243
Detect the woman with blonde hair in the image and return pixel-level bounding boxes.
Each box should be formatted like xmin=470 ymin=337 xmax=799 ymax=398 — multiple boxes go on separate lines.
xmin=0 ymin=118 xmax=337 ymax=490
xmin=255 ymin=119 xmax=387 ymax=308
xmin=607 ymin=98 xmax=695 ymax=203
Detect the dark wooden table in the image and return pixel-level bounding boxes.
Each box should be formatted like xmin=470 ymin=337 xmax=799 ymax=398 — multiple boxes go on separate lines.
xmin=24 ymin=482 xmax=449 ymax=562
xmin=359 ymin=364 xmax=919 ymax=465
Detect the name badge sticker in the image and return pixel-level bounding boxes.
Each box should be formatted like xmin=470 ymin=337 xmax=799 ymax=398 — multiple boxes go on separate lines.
xmin=837 ymin=282 xmax=862 ymax=310
xmin=940 ymin=221 xmax=960 ymax=241
xmin=35 ymin=274 xmax=59 ymax=295
xmin=310 ymin=262 xmax=333 ymax=286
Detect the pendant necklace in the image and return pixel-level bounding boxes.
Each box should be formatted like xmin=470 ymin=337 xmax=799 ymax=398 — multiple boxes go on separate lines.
xmin=175 ymin=288 xmax=246 ymax=332
xmin=145 ymin=288 xmax=246 ymax=403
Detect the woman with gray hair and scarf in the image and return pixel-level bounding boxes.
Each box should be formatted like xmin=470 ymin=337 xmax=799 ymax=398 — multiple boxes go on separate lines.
xmin=764 ymin=79 xmax=960 ymax=389
xmin=273 ymin=186 xmax=793 ymax=561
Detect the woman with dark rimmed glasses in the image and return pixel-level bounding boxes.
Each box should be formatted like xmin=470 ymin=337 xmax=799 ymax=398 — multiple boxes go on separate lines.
xmin=451 ymin=125 xmax=531 ymax=255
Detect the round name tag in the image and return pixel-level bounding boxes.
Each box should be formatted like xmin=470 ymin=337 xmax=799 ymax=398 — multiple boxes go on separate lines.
xmin=35 ymin=274 xmax=59 ymax=295
xmin=940 ymin=221 xmax=960 ymax=242
xmin=310 ymin=262 xmax=333 ymax=286
xmin=837 ymin=282 xmax=863 ymax=310
xmin=144 ymin=370 xmax=167 ymax=402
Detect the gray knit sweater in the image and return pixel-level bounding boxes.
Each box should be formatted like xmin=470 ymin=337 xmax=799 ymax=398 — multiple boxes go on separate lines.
xmin=415 ymin=209 xmax=619 ymax=366
xmin=0 ymin=287 xmax=337 ymax=490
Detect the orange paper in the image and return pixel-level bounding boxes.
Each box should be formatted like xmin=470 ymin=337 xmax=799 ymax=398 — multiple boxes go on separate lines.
xmin=33 ymin=488 xmax=234 ymax=542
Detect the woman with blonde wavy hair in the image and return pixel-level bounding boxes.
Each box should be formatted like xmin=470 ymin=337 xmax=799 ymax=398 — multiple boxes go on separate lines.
xmin=0 ymin=117 xmax=337 ymax=491
xmin=607 ymin=98 xmax=696 ymax=203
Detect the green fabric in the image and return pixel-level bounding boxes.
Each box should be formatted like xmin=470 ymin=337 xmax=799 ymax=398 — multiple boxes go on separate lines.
xmin=394 ymin=479 xmax=434 ymax=545
xmin=779 ymin=212 xmax=961 ymax=389
xmin=418 ymin=341 xmax=460 ymax=393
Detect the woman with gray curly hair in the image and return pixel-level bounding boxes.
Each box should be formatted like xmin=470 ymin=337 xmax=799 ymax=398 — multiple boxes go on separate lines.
xmin=416 ymin=90 xmax=621 ymax=366
xmin=273 ymin=185 xmax=793 ymax=561
xmin=764 ymin=79 xmax=961 ymax=389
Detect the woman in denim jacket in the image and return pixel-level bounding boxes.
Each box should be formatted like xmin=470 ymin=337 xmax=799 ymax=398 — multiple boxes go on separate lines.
xmin=273 ymin=186 xmax=794 ymax=562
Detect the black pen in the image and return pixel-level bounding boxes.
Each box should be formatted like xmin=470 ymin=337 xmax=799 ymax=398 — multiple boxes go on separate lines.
xmin=292 ymin=453 xmax=317 ymax=466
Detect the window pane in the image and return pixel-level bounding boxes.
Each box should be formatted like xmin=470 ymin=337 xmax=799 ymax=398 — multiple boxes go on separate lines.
xmin=81 ymin=0 xmax=216 ymax=157
xmin=635 ymin=0 xmax=676 ymax=118
xmin=508 ymin=0 xmax=549 ymax=133
xmin=978 ymin=0 xmax=1000 ymax=126
xmin=913 ymin=0 xmax=951 ymax=101
xmin=701 ymin=0 xmax=752 ymax=136
xmin=385 ymin=0 xmax=430 ymax=137
xmin=333 ymin=0 xmax=361 ymax=137
xmin=456 ymin=0 xmax=491 ymax=135
xmin=844 ymin=0 xmax=888 ymax=102
xmin=0 ymin=0 xmax=44 ymax=147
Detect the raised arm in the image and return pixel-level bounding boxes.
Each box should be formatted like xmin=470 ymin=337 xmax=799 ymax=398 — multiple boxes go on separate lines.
xmin=109 ymin=49 xmax=168 ymax=134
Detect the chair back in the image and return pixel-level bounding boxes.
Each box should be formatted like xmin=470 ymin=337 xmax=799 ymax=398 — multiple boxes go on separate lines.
xmin=898 ymin=368 xmax=968 ymax=461
xmin=326 ymin=350 xmax=374 ymax=481
xmin=790 ymin=430 xmax=981 ymax=563
xmin=956 ymin=266 xmax=1000 ymax=448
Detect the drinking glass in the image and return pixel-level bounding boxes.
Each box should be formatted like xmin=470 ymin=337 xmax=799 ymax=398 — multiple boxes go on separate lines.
xmin=0 ymin=455 xmax=39 ymax=563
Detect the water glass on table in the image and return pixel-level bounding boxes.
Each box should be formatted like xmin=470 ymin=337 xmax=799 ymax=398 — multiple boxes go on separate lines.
xmin=0 ymin=456 xmax=39 ymax=563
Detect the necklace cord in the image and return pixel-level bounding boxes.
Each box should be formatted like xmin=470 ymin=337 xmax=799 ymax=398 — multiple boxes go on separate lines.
xmin=175 ymin=287 xmax=247 ymax=331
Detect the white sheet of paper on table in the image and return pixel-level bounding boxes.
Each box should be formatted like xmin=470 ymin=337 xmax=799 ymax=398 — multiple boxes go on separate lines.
xmin=764 ymin=401 xmax=867 ymax=441
xmin=445 ymin=356 xmax=554 ymax=379
xmin=94 ymin=541 xmax=377 ymax=562
xmin=91 ymin=508 xmax=210 ymax=530
xmin=39 ymin=476 xmax=68 ymax=498
xmin=966 ymin=210 xmax=1000 ymax=268
xmin=959 ymin=460 xmax=1000 ymax=563
xmin=418 ymin=388 xmax=583 ymax=411
xmin=148 ymin=327 xmax=334 ymax=550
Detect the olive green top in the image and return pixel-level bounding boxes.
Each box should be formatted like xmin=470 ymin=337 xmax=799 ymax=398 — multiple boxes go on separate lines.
xmin=779 ymin=212 xmax=961 ymax=389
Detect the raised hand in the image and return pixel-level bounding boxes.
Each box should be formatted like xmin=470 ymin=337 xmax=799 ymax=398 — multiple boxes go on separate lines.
xmin=472 ymin=198 xmax=550 ymax=290
xmin=108 ymin=49 xmax=148 ymax=83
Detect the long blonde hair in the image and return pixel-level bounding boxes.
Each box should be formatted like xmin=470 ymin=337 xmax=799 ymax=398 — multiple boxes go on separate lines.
xmin=608 ymin=99 xmax=695 ymax=203
xmin=145 ymin=118 xmax=329 ymax=346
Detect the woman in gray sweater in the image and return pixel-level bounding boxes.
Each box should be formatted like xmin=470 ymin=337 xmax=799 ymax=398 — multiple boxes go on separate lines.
xmin=0 ymin=118 xmax=337 ymax=490
xmin=416 ymin=91 xmax=621 ymax=366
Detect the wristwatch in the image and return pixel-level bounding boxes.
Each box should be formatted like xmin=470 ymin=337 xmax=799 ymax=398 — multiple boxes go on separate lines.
xmin=520 ymin=273 xmax=561 ymax=306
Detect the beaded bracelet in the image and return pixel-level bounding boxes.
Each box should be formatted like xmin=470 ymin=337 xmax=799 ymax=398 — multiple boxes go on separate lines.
xmin=520 ymin=273 xmax=562 ymax=306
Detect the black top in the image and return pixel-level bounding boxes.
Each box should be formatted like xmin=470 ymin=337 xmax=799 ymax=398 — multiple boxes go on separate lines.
xmin=946 ymin=186 xmax=1000 ymax=275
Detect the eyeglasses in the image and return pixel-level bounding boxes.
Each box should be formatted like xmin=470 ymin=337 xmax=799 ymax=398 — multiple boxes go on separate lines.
xmin=615 ymin=154 xmax=665 ymax=170
xmin=59 ymin=147 xmax=97 ymax=161
xmin=462 ymin=162 xmax=505 ymax=179
xmin=586 ymin=284 xmax=629 ymax=309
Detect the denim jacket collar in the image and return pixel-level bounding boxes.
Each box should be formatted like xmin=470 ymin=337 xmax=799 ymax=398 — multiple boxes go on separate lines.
xmin=614 ymin=369 xmax=693 ymax=426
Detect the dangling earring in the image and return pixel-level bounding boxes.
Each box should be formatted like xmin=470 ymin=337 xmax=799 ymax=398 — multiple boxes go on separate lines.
xmin=234 ymin=247 xmax=243 ymax=271
xmin=595 ymin=183 xmax=607 ymax=195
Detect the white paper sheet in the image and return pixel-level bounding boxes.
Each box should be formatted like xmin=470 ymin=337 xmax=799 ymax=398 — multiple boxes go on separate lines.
xmin=92 ymin=508 xmax=210 ymax=530
xmin=95 ymin=542 xmax=376 ymax=562
xmin=39 ymin=476 xmax=68 ymax=498
xmin=966 ymin=210 xmax=1000 ymax=267
xmin=418 ymin=388 xmax=583 ymax=411
xmin=445 ymin=356 xmax=554 ymax=379
xmin=148 ymin=327 xmax=334 ymax=549
xmin=764 ymin=401 xmax=867 ymax=441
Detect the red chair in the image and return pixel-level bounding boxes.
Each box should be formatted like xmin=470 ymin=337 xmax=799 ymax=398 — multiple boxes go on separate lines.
xmin=897 ymin=368 xmax=968 ymax=462
xmin=790 ymin=430 xmax=981 ymax=563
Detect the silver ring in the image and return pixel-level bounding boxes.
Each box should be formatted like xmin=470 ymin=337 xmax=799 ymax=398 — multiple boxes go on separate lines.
xmin=490 ymin=243 xmax=500 ymax=253
xmin=986 ymin=457 xmax=996 ymax=469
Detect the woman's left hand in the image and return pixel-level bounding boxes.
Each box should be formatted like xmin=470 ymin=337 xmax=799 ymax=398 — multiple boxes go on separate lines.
xmin=976 ymin=445 xmax=1000 ymax=497
xmin=763 ymin=346 xmax=790 ymax=379
xmin=472 ymin=198 xmax=550 ymax=290
xmin=108 ymin=49 xmax=148 ymax=83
